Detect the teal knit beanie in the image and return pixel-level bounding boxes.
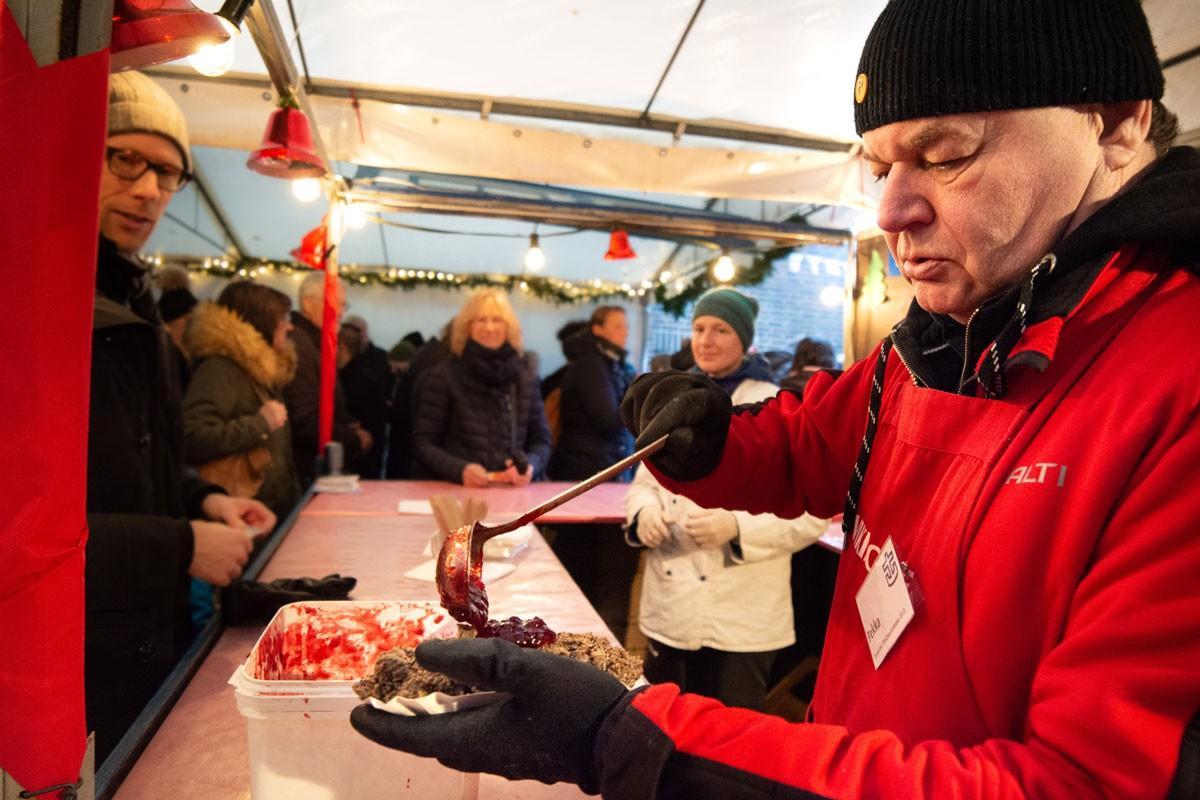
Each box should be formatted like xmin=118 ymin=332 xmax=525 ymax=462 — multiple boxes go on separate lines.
xmin=693 ymin=288 xmax=758 ymax=350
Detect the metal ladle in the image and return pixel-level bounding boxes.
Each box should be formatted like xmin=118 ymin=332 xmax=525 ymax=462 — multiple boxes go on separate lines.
xmin=435 ymin=435 xmax=669 ymax=626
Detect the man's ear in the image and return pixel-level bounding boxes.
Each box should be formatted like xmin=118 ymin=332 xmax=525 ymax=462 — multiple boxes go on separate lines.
xmin=1096 ymin=99 xmax=1153 ymax=170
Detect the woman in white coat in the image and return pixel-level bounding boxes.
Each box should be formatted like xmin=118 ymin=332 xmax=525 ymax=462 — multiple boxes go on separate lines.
xmin=625 ymin=287 xmax=827 ymax=709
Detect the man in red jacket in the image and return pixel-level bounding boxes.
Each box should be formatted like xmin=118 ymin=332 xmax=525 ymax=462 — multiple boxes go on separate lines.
xmin=351 ymin=1 xmax=1200 ymax=797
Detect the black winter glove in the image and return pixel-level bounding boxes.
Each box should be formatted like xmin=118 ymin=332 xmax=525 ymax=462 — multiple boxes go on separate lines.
xmin=222 ymin=573 xmax=357 ymax=625
xmin=350 ymin=637 xmax=628 ymax=793
xmin=620 ymin=370 xmax=732 ymax=481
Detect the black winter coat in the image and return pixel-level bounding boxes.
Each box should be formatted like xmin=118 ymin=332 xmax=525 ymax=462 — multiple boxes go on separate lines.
xmin=283 ymin=312 xmax=361 ymax=484
xmin=411 ymin=344 xmax=552 ymax=482
xmin=548 ymin=332 xmax=635 ymax=481
xmin=386 ymin=337 xmax=450 ymax=478
xmin=85 ymin=240 xmax=219 ymax=764
xmin=340 ymin=342 xmax=391 ymax=479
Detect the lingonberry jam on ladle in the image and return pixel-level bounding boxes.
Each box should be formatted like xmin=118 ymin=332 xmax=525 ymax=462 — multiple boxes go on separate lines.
xmin=434 ymin=436 xmax=668 ymax=647
xmin=434 ymin=522 xmax=556 ymax=647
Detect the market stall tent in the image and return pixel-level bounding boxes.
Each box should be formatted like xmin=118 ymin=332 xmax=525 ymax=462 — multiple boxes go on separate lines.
xmin=146 ymin=0 xmax=1200 ymax=274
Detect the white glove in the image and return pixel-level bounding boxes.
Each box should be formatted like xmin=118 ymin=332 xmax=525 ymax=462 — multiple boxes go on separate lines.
xmin=681 ymin=508 xmax=738 ymax=550
xmin=634 ymin=505 xmax=672 ymax=548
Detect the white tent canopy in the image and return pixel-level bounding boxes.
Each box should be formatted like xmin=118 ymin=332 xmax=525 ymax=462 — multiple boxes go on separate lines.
xmin=148 ymin=0 xmax=1200 ymax=282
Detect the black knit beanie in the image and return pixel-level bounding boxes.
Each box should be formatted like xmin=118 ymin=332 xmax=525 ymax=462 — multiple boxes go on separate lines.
xmin=854 ymin=0 xmax=1164 ymax=135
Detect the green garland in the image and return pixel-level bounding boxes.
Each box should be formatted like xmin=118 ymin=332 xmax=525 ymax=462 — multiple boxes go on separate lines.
xmin=654 ymin=244 xmax=796 ymax=317
xmin=180 ymin=257 xmax=642 ymax=305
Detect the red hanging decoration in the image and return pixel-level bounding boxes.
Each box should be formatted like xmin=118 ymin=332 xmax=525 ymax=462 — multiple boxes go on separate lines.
xmin=110 ymin=0 xmax=229 ymax=72
xmin=247 ymin=98 xmax=327 ymax=179
xmin=291 ymin=216 xmax=329 ymax=269
xmin=604 ymin=228 xmax=637 ymax=260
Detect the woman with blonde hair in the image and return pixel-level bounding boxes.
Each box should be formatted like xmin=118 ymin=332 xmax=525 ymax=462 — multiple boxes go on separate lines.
xmin=412 ymin=288 xmax=551 ymax=486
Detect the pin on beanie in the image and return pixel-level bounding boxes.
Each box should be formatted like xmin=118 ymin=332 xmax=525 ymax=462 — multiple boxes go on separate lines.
xmin=108 ymin=71 xmax=192 ymax=172
xmin=852 ymin=0 xmax=1164 ymax=136
xmin=693 ymin=288 xmax=759 ymax=350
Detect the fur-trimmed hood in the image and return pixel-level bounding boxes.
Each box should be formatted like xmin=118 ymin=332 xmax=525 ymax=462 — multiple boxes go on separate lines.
xmin=184 ymin=302 xmax=296 ymax=390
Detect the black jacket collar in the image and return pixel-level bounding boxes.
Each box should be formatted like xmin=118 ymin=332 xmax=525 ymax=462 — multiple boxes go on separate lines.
xmin=892 ymin=146 xmax=1200 ymax=394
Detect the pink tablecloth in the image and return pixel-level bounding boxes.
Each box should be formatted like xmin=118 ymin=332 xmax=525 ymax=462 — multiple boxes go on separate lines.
xmin=115 ymin=512 xmax=611 ymax=799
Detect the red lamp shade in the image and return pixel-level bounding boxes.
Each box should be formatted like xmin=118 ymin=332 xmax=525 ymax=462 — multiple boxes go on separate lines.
xmin=604 ymin=228 xmax=637 ymax=260
xmin=247 ymin=106 xmax=328 ymax=179
xmin=291 ymin=218 xmax=328 ymax=270
xmin=110 ymin=0 xmax=230 ymax=72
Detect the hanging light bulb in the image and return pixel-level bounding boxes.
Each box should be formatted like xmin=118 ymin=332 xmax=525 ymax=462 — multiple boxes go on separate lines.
xmin=292 ymin=177 xmax=322 ymax=202
xmin=110 ymin=0 xmax=230 ymax=71
xmin=344 ymin=204 xmax=368 ymax=230
xmin=187 ymin=29 xmax=235 ymax=75
xmin=524 ymin=233 xmax=546 ymax=272
xmin=820 ymin=285 xmax=845 ymax=307
xmin=712 ymin=253 xmax=736 ymax=283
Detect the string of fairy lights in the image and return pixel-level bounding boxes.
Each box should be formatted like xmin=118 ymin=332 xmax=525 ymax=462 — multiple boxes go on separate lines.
xmin=163 ymin=246 xmax=796 ymax=311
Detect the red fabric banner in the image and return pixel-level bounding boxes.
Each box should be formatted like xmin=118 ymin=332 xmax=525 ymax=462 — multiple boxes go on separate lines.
xmin=318 ymin=264 xmax=338 ymax=454
xmin=0 ymin=4 xmax=108 ymax=791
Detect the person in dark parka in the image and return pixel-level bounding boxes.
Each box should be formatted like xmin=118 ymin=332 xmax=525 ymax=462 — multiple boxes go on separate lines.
xmin=411 ymin=289 xmax=551 ymax=486
xmin=183 ymin=283 xmax=302 ymax=521
xmin=549 ymin=305 xmax=636 ymax=481
xmin=340 ymin=314 xmax=391 ymax=479
xmin=385 ymin=328 xmax=451 ymax=478
xmin=88 ymin=72 xmax=270 ymax=765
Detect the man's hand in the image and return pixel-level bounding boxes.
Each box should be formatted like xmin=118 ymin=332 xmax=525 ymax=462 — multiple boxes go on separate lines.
xmin=351 ymin=638 xmax=628 ymax=792
xmin=504 ymin=459 xmax=533 ymax=487
xmin=201 ymin=494 xmax=276 ymax=534
xmin=634 ymin=505 xmax=673 ymax=548
xmin=353 ymin=425 xmax=374 ymax=453
xmin=681 ymin=508 xmax=738 ymax=549
xmin=462 ymin=463 xmax=490 ymax=487
xmin=620 ymin=371 xmax=731 ymax=481
xmin=257 ymin=399 xmax=288 ymax=431
xmin=188 ymin=520 xmax=253 ymax=586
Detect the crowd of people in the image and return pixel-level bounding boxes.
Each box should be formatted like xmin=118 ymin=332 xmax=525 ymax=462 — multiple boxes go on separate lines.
xmin=350 ymin=1 xmax=1200 ymax=798
xmin=86 ymin=69 xmax=836 ymax=764
xmin=83 ymin=1 xmax=1200 ymax=795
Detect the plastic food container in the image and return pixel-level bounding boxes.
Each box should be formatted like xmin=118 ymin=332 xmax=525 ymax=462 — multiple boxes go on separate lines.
xmin=229 ymin=600 xmax=478 ymax=799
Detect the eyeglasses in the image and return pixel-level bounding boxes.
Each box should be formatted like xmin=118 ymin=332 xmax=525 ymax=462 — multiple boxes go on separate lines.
xmin=105 ymin=147 xmax=192 ymax=193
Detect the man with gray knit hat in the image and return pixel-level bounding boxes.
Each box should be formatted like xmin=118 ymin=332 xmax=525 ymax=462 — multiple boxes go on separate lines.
xmin=350 ymin=1 xmax=1200 ymax=797
xmin=86 ymin=72 xmax=272 ymax=764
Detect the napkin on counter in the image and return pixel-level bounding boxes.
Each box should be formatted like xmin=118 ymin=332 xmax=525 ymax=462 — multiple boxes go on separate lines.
xmin=397 ymin=499 xmax=432 ymax=515
xmin=314 ymin=474 xmax=361 ymax=493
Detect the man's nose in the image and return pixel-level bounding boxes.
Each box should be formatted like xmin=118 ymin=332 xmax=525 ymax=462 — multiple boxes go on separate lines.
xmin=127 ymin=169 xmax=162 ymax=201
xmin=875 ymin=166 xmax=933 ymax=235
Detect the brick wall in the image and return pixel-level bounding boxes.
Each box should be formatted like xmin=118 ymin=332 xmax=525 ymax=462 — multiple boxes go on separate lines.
xmin=644 ymin=243 xmax=849 ymax=374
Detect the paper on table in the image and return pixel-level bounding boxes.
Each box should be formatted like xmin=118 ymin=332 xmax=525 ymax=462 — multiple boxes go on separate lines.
xmin=423 ymin=523 xmax=535 ymax=559
xmin=314 ymin=475 xmax=360 ymax=494
xmin=397 ymin=499 xmax=433 ymax=515
xmin=403 ymin=559 xmax=515 ymax=584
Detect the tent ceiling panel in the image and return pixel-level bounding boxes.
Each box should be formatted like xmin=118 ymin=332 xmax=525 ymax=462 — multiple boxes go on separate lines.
xmin=249 ymin=0 xmax=701 ymax=113
xmin=649 ymin=0 xmax=885 ymax=140
xmin=151 ymin=71 xmax=879 ymax=206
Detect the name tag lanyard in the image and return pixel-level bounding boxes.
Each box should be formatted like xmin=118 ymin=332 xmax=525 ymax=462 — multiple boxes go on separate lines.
xmin=841 ymin=338 xmax=925 ymax=608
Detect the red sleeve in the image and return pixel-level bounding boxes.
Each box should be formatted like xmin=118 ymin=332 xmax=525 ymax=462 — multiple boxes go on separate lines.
xmin=649 ymin=345 xmax=882 ymax=521
xmin=599 ymin=412 xmax=1200 ymax=799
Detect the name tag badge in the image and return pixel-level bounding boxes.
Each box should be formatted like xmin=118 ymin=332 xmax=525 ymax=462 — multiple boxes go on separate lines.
xmin=855 ymin=537 xmax=915 ymax=669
